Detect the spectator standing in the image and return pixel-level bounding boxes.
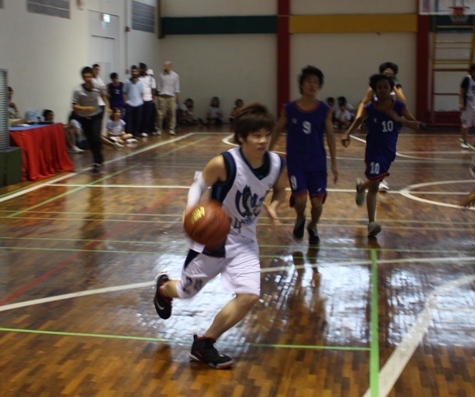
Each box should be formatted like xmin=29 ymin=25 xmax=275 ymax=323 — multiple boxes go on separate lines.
xmin=157 ymin=61 xmax=180 ymax=136
xmin=123 ymin=65 xmax=144 ymax=138
xmin=107 ymin=73 xmax=125 ymax=115
xmin=139 ymin=63 xmax=157 ymax=137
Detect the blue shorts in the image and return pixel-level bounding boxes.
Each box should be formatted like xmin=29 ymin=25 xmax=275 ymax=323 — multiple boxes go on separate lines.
xmin=364 ymin=154 xmax=392 ymax=180
xmin=287 ymin=161 xmax=327 ymax=198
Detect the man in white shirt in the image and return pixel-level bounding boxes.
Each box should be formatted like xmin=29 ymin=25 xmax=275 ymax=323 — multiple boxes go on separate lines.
xmin=92 ymin=64 xmax=108 ymax=135
xmin=139 ymin=63 xmax=157 ymax=137
xmin=157 ymin=61 xmax=180 ymax=136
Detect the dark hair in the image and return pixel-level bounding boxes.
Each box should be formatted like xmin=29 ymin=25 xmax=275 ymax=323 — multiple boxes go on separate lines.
xmin=326 ymin=97 xmax=335 ymax=103
xmin=130 ymin=65 xmax=138 ymax=71
xmin=8 ymin=86 xmax=12 ymax=93
xmin=235 ymin=98 xmax=243 ymax=106
xmin=110 ymin=107 xmax=121 ymax=119
xmin=379 ymin=62 xmax=398 ymax=75
xmin=369 ymin=74 xmax=395 ymax=91
xmin=298 ymin=65 xmax=324 ymax=94
xmin=185 ymin=98 xmax=194 ymax=106
xmin=42 ymin=109 xmax=53 ymax=118
xmin=337 ymin=96 xmax=347 ymax=104
xmin=110 ymin=72 xmax=118 ymax=80
xmin=92 ymin=64 xmax=100 ymax=69
xmin=139 ymin=62 xmax=147 ymax=69
xmin=81 ymin=66 xmax=93 ymax=76
xmin=470 ymin=63 xmax=475 ymax=73
xmin=233 ymin=103 xmax=274 ymax=144
xmin=210 ymin=96 xmax=220 ymax=107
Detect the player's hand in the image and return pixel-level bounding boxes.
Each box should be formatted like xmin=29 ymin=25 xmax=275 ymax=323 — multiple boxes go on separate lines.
xmin=341 ymin=135 xmax=351 ymax=148
xmin=263 ymin=202 xmax=280 ymax=227
xmin=459 ymin=103 xmax=465 ymax=112
xmin=84 ymin=106 xmax=96 ymax=113
xmin=331 ymin=165 xmax=338 ymax=184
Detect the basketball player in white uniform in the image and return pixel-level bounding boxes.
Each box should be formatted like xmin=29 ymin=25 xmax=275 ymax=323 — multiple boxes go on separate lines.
xmin=153 ymin=103 xmax=287 ymax=369
xmin=459 ymin=63 xmax=475 ymax=149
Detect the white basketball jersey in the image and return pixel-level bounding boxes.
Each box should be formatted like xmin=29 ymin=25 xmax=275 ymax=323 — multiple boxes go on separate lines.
xmin=464 ymin=75 xmax=475 ymax=110
xmin=189 ymin=147 xmax=283 ymax=256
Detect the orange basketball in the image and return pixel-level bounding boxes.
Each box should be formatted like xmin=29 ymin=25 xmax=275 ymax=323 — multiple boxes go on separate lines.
xmin=183 ymin=200 xmax=231 ymax=249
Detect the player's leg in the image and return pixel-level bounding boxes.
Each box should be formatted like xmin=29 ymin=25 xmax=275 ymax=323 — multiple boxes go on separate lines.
xmin=307 ymin=195 xmax=323 ymax=245
xmin=366 ymin=179 xmax=382 ymax=237
xmin=154 ymin=250 xmax=221 ymax=319
xmin=461 ymin=110 xmax=470 ymax=148
xmin=306 ymin=170 xmax=327 ymax=245
xmin=203 ymin=294 xmax=258 ymax=341
xmin=189 ymin=249 xmax=260 ymax=369
xmin=366 ymin=179 xmax=380 ymax=223
xmin=292 ymin=192 xmax=308 ymax=238
xmin=287 ymin=163 xmax=308 ymax=239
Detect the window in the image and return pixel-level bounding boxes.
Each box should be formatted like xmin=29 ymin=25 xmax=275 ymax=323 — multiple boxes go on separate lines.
xmin=132 ymin=1 xmax=155 ymax=33
xmin=27 ymin=0 xmax=70 ymax=19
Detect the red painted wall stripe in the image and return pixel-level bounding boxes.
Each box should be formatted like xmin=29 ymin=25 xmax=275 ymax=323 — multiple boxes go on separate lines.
xmin=277 ymin=0 xmax=290 ymax=114
xmin=416 ymin=14 xmax=430 ymax=122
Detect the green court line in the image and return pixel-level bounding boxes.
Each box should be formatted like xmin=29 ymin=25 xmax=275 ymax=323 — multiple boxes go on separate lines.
xmin=4 ymin=136 xmax=210 ymax=219
xmin=2 ymin=237 xmax=475 ymax=256
xmin=1 ymin=208 xmax=474 ymax=226
xmin=153 ymin=136 xmax=210 ymax=159
xmin=0 ymin=327 xmax=369 ymax=351
xmin=370 ymin=249 xmax=379 ymax=397
xmin=6 ymin=165 xmax=139 ymax=218
xmin=0 ymin=216 xmax=182 ymax=224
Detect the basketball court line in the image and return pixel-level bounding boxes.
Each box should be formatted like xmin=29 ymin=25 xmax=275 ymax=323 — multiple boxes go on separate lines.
xmin=1 ymin=255 xmax=474 ymax=397
xmin=0 ymin=327 xmax=370 ymax=352
xmin=0 ymin=133 xmax=194 ymax=205
xmin=363 ymin=274 xmax=475 ymax=397
xmin=6 ymin=135 xmax=208 ymax=219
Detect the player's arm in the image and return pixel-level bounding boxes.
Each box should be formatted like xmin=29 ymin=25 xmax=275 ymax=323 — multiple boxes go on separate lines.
xmin=269 ymin=108 xmax=287 ymax=151
xmin=186 ymin=155 xmax=226 ymax=209
xmin=341 ymin=108 xmax=368 ymax=148
xmin=387 ymin=106 xmax=419 ymax=131
xmin=324 ymin=110 xmax=338 ymax=184
xmin=394 ymin=85 xmax=407 ymax=102
xmin=263 ymin=165 xmax=287 ymax=226
xmin=355 ymin=87 xmax=373 ymax=119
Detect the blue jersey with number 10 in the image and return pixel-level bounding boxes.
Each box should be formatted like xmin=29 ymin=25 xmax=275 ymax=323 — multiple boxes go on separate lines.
xmin=365 ymin=100 xmax=406 ymax=164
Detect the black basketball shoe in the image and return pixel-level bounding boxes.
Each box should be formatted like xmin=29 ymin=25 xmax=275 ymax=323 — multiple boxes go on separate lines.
xmin=307 ymin=225 xmax=320 ymax=246
xmin=153 ymin=272 xmax=172 ymax=319
xmin=293 ymin=216 xmax=306 ymax=239
xmin=189 ymin=335 xmax=234 ymax=369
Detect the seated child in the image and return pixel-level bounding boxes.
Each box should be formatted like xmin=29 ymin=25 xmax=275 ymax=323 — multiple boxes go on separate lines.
xmin=106 ymin=108 xmax=137 ymax=144
xmin=335 ymin=103 xmax=353 ymax=129
xmin=229 ymin=98 xmax=244 ymax=125
xmin=178 ymin=98 xmax=198 ymax=125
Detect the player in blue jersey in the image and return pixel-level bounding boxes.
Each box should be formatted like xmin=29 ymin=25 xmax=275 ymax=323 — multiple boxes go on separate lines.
xmin=341 ymin=74 xmax=419 ymax=237
xmin=269 ymin=66 xmax=338 ymax=245
xmin=153 ymin=103 xmax=287 ymax=369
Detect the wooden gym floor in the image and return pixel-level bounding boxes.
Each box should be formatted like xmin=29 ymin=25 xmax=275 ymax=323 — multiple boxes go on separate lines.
xmin=0 ymin=124 xmax=474 ymax=397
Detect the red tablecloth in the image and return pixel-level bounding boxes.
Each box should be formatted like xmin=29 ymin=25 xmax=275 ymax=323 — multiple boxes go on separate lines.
xmin=9 ymin=123 xmax=74 ymax=181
